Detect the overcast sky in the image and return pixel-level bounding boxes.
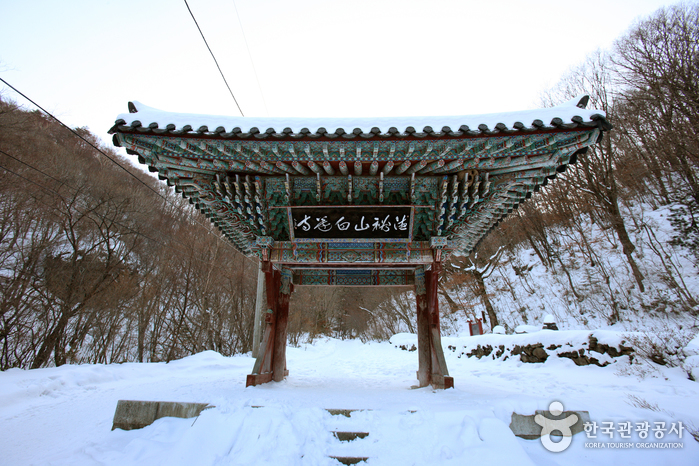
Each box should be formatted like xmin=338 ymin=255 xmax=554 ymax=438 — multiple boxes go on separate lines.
xmin=0 ymin=0 xmax=682 ymax=158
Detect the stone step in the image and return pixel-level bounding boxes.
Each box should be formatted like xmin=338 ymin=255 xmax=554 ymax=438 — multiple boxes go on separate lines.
xmin=331 ymin=431 xmax=369 ymax=442
xmin=329 ymin=456 xmax=369 ymax=465
xmin=325 ymin=408 xmax=369 ymax=417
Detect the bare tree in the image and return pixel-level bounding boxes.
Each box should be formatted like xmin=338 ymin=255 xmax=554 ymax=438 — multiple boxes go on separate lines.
xmin=544 ymin=51 xmax=646 ymax=292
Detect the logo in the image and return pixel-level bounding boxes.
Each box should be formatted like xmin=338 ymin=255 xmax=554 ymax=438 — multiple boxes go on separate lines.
xmin=534 ymin=401 xmax=579 ymax=452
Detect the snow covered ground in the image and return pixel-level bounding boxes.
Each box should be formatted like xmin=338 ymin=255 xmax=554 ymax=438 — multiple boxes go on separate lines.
xmin=1 ymin=336 xmax=698 ymax=465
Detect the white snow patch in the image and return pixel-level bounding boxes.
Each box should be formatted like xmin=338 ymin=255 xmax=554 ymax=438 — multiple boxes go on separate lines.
xmin=1 ymin=337 xmax=698 ymax=465
xmin=116 ymin=95 xmax=603 ymax=134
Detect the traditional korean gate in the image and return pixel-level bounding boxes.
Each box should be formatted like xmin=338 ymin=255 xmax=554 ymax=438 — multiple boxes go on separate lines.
xmin=110 ymin=96 xmax=610 ymax=389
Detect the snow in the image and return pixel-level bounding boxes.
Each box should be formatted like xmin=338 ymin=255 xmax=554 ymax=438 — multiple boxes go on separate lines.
xmin=686 ymin=335 xmax=699 ymax=356
xmin=446 ymin=201 xmax=699 ymax=337
xmin=2 ymin=201 xmax=699 ymax=464
xmin=1 ymin=337 xmax=698 ymax=465
xmin=515 ymin=324 xmax=543 ymax=334
xmin=115 ymin=95 xmax=603 ymax=135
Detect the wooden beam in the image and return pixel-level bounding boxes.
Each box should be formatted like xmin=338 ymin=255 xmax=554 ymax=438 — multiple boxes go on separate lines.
xmin=382 ymin=160 xmax=394 ymax=175
xmin=275 ymin=161 xmax=297 ymax=175
xmin=417 ymin=159 xmax=445 ymax=174
xmin=395 ymin=160 xmax=412 ymax=175
xmin=405 ymin=159 xmax=428 ymax=175
xmin=307 ymin=160 xmax=323 ymax=174
xmin=291 ymin=161 xmax=311 ymax=175
xmin=323 ymin=161 xmax=335 ymax=175
xmin=354 ymin=160 xmax=362 ymax=176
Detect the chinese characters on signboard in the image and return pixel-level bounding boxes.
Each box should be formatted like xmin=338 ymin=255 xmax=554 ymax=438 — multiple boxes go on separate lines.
xmin=290 ymin=207 xmax=412 ymax=240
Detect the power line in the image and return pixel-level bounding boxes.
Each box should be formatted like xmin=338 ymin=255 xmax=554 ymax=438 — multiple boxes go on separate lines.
xmin=0 ymin=160 xmax=64 ymax=199
xmin=0 ymin=149 xmax=253 ymax=272
xmin=232 ymin=0 xmax=269 ymax=116
xmin=0 ymin=77 xmax=255 ymax=262
xmin=0 ymin=77 xmax=167 ymax=203
xmin=0 ymin=151 xmax=169 ymax=252
xmin=184 ymin=0 xmax=245 ymax=117
xmin=0 ymin=147 xmax=67 ymax=188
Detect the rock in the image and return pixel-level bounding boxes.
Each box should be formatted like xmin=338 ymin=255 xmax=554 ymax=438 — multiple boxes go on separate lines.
xmin=495 ymin=345 xmax=505 ymax=358
xmin=532 ymin=347 xmax=549 ymax=361
xmin=493 ymin=325 xmax=506 ymax=335
xmin=112 ymin=400 xmax=211 ymax=431
xmin=510 ymin=409 xmax=591 ymax=439
xmin=519 ymin=344 xmax=548 ymax=363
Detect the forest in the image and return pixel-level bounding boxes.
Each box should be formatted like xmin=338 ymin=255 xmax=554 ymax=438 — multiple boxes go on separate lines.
xmin=0 ymin=3 xmax=697 ymax=370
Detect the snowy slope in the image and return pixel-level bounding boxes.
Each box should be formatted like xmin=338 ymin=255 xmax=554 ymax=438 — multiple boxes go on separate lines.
xmin=448 ymin=203 xmax=699 ymax=335
xmin=1 ymin=337 xmax=697 ymax=465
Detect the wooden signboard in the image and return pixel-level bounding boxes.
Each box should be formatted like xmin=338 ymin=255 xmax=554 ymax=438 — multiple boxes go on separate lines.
xmin=289 ymin=206 xmax=412 ymax=241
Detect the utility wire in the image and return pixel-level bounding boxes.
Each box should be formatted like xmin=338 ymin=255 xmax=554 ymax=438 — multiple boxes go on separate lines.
xmin=0 ymin=77 xmax=254 ymax=262
xmin=0 ymin=151 xmax=170 ymax=253
xmin=0 ymin=77 xmax=167 ymax=202
xmin=0 ymin=149 xmax=253 ymax=272
xmin=184 ymin=0 xmax=245 ymax=117
xmin=232 ymin=0 xmax=269 ymax=116
xmin=0 ymin=161 xmax=64 ymax=199
xmin=0 ymin=147 xmax=67 ymax=188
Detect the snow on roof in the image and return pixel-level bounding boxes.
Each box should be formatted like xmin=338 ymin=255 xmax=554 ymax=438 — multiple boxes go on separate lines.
xmin=111 ymin=95 xmax=609 ymax=139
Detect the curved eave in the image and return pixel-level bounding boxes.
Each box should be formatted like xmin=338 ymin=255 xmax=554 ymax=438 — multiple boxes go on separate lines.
xmin=108 ymin=95 xmax=612 ymax=141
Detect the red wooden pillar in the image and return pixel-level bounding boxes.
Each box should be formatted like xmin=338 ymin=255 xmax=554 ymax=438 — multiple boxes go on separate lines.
xmin=246 ymin=262 xmax=291 ymax=386
xmin=416 ymin=267 xmax=431 ymax=387
xmin=415 ymin=263 xmax=453 ymax=389
xmin=272 ymin=268 xmax=291 ymax=382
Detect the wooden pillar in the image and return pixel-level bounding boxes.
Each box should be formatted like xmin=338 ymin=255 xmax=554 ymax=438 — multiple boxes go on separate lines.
xmin=272 ymin=268 xmax=292 ymax=382
xmin=246 ymin=263 xmax=292 ymax=386
xmin=415 ymin=263 xmax=454 ymax=389
xmin=252 ymin=261 xmax=266 ymax=358
xmin=416 ymin=267 xmax=431 ymax=387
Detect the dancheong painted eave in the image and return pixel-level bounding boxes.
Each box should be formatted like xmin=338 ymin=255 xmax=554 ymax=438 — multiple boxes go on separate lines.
xmin=108 ymin=95 xmax=610 ymax=262
xmin=108 ymin=95 xmax=611 ymax=141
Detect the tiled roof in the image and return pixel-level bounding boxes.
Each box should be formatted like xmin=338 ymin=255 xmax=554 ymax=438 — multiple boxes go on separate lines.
xmin=109 ymin=95 xmax=611 ymax=140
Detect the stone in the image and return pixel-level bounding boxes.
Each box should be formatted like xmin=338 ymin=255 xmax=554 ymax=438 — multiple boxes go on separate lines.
xmin=495 ymin=345 xmax=506 ymax=358
xmin=510 ymin=410 xmax=591 ymax=440
xmin=112 ymin=400 xmax=211 ymax=431
xmin=532 ymin=347 xmax=549 ymax=361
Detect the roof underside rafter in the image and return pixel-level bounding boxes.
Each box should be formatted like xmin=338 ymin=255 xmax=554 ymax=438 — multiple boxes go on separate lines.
xmin=110 ymin=97 xmax=610 ymax=266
